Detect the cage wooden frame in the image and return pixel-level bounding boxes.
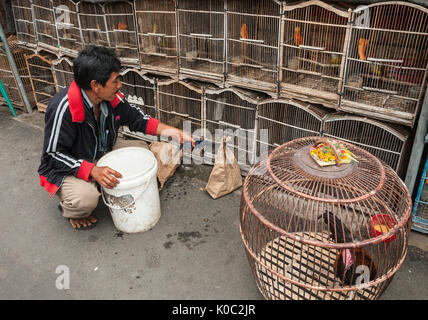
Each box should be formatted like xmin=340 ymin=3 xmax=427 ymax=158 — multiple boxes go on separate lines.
xmin=11 ymin=0 xmax=37 ymax=49
xmin=52 ymin=56 xmax=74 ymax=92
xmin=204 ymin=86 xmax=263 ymax=170
xmin=322 ymin=112 xmax=410 ymax=178
xmin=25 ymin=52 xmax=58 ymax=112
xmin=177 ymin=0 xmax=226 ymax=85
xmin=53 ymin=0 xmax=83 ymax=58
xmin=279 ymin=0 xmax=352 ymax=109
xmin=76 ymin=1 xmax=110 ymax=50
xmin=134 ymin=0 xmax=179 ymax=77
xmin=32 ymin=0 xmax=60 ymax=55
xmin=340 ymin=1 xmax=428 ymax=127
xmin=225 ymin=0 xmax=282 ymax=96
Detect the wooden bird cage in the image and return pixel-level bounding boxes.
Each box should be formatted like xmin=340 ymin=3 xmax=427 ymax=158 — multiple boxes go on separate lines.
xmin=0 ymin=37 xmax=36 ymax=111
xmin=177 ymin=0 xmax=225 ymax=85
xmin=240 ymin=136 xmax=412 ymax=300
xmin=340 ymin=2 xmax=428 ymax=127
xmin=120 ymin=69 xmax=158 ymax=142
xmin=204 ymin=87 xmax=263 ymax=170
xmin=279 ymin=1 xmax=351 ymax=109
xmin=32 ymin=0 xmax=60 ymax=54
xmin=104 ymin=1 xmax=139 ymax=66
xmin=256 ymin=99 xmax=328 ymax=158
xmin=157 ymin=79 xmax=204 ymax=140
xmin=77 ymin=1 xmax=109 ymax=48
xmin=52 ymin=57 xmax=74 ymax=91
xmin=25 ymin=52 xmax=58 ymax=112
xmin=322 ymin=113 xmax=410 ymax=179
xmin=11 ymin=0 xmax=37 ymax=49
xmin=135 ymin=0 xmax=178 ymax=77
xmin=226 ymin=0 xmax=281 ymax=95
xmin=52 ymin=0 xmax=83 ymax=58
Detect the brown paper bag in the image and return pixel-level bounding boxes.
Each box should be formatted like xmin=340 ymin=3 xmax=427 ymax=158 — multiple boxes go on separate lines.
xmin=205 ymin=137 xmax=243 ymax=199
xmin=150 ymin=141 xmax=182 ymax=190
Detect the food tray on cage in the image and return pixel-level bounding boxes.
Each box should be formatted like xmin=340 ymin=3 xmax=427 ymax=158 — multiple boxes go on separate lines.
xmin=309 ymin=141 xmax=356 ymax=167
xmin=255 ymin=232 xmax=374 ymax=300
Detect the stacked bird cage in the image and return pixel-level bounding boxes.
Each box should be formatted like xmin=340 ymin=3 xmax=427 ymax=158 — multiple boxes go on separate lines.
xmin=120 ymin=69 xmax=158 ymax=142
xmin=104 ymin=1 xmax=139 ymax=66
xmin=11 ymin=0 xmax=37 ymax=49
xmin=157 ymin=79 xmax=204 ymax=140
xmin=279 ymin=1 xmax=351 ymax=109
xmin=226 ymin=0 xmax=281 ymax=95
xmin=256 ymin=99 xmax=328 ymax=158
xmin=0 ymin=37 xmax=36 ymax=111
xmin=177 ymin=0 xmax=225 ymax=85
xmin=240 ymin=136 xmax=412 ymax=300
xmin=77 ymin=1 xmax=109 ymax=48
xmin=53 ymin=0 xmax=83 ymax=58
xmin=135 ymin=0 xmax=178 ymax=77
xmin=322 ymin=113 xmax=410 ymax=178
xmin=340 ymin=2 xmax=428 ymax=127
xmin=25 ymin=52 xmax=58 ymax=112
xmin=204 ymin=87 xmax=262 ymax=170
xmin=52 ymin=57 xmax=74 ymax=91
xmin=32 ymin=0 xmax=59 ymax=54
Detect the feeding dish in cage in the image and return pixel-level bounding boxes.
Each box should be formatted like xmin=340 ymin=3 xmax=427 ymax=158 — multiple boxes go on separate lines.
xmin=309 ymin=140 xmax=356 ymax=167
xmin=370 ymin=214 xmax=397 ymax=243
xmin=185 ymin=50 xmax=198 ymax=62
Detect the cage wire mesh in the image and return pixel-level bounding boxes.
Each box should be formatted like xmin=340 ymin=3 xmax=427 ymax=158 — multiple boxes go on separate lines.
xmin=77 ymin=1 xmax=109 ymax=48
xmin=104 ymin=1 xmax=139 ymax=66
xmin=25 ymin=52 xmax=58 ymax=112
xmin=280 ymin=1 xmax=351 ymax=109
xmin=256 ymin=99 xmax=327 ymax=157
xmin=32 ymin=0 xmax=60 ymax=54
xmin=322 ymin=113 xmax=410 ymax=178
xmin=204 ymin=87 xmax=262 ymax=170
xmin=240 ymin=136 xmax=412 ymax=300
xmin=135 ymin=0 xmax=178 ymax=76
xmin=0 ymin=37 xmax=36 ymax=110
xmin=178 ymin=0 xmax=225 ymax=84
xmin=52 ymin=57 xmax=74 ymax=91
xmin=226 ymin=0 xmax=281 ymax=94
xmin=11 ymin=0 xmax=37 ymax=49
xmin=341 ymin=2 xmax=428 ymax=127
xmin=53 ymin=0 xmax=83 ymax=58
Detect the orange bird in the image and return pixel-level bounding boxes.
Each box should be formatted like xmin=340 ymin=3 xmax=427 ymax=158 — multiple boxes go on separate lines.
xmin=240 ymin=24 xmax=249 ymax=39
xmin=294 ymin=26 xmax=303 ymax=46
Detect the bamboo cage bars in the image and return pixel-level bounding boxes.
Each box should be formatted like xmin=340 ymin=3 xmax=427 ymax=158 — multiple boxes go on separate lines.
xmin=77 ymin=1 xmax=109 ymax=48
xmin=25 ymin=52 xmax=57 ymax=112
xmin=135 ymin=0 xmax=178 ymax=76
xmin=52 ymin=56 xmax=74 ymax=91
xmin=225 ymin=0 xmax=281 ymax=95
xmin=53 ymin=0 xmax=83 ymax=58
xmin=340 ymin=1 xmax=428 ymax=127
xmin=322 ymin=113 xmax=410 ymax=178
xmin=280 ymin=1 xmax=351 ymax=109
xmin=104 ymin=1 xmax=139 ymax=66
xmin=177 ymin=0 xmax=225 ymax=84
xmin=11 ymin=0 xmax=36 ymax=49
xmin=32 ymin=0 xmax=59 ymax=54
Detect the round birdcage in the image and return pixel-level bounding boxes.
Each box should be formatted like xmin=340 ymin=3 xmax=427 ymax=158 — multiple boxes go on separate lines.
xmin=239 ymin=136 xmax=412 ymax=300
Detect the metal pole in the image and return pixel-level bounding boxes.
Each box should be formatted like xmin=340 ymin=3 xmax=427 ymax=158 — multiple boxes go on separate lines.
xmin=405 ymin=87 xmax=428 ymax=194
xmin=0 ymin=23 xmax=33 ymax=113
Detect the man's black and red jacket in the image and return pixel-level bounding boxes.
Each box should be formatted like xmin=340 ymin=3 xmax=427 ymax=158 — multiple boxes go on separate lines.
xmin=38 ymin=80 xmax=159 ymax=197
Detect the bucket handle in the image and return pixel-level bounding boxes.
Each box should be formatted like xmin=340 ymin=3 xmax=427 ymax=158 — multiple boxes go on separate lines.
xmin=100 ymin=179 xmax=150 ymax=211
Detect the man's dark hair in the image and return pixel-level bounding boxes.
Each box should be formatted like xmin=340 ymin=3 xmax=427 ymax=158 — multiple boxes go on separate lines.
xmin=73 ymin=45 xmax=122 ymax=90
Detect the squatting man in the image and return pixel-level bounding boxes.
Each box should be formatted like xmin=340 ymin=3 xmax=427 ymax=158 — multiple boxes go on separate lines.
xmin=38 ymin=45 xmax=195 ymax=229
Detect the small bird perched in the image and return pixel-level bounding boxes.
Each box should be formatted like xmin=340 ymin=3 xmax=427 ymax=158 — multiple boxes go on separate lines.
xmin=240 ymin=24 xmax=249 ymax=39
xmin=294 ymin=26 xmax=303 ymax=46
xmin=321 ymin=211 xmax=377 ymax=286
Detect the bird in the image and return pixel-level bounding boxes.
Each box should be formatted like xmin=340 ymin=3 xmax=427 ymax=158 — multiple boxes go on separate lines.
xmin=240 ymin=24 xmax=249 ymax=39
xmin=358 ymin=38 xmax=369 ymax=60
xmin=321 ymin=211 xmax=377 ymax=286
xmin=294 ymin=26 xmax=303 ymax=47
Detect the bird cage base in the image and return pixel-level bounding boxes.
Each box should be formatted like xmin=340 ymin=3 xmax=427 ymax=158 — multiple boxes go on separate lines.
xmin=180 ymin=67 xmax=225 ymax=86
xmin=340 ymin=99 xmax=414 ymax=127
xmin=255 ymin=232 xmax=377 ymax=300
xmin=59 ymin=48 xmax=78 ymax=59
xmin=119 ymin=57 xmax=140 ymax=68
xmin=280 ymin=77 xmax=339 ymax=109
xmin=37 ymin=43 xmax=60 ymax=56
xmin=226 ymin=74 xmax=278 ymax=97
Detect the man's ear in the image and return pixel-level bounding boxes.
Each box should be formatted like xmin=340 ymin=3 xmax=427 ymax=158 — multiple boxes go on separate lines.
xmin=90 ymin=80 xmax=100 ymax=93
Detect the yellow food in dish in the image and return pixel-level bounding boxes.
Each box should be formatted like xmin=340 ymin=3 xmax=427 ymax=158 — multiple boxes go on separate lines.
xmin=374 ymin=224 xmax=389 ymax=233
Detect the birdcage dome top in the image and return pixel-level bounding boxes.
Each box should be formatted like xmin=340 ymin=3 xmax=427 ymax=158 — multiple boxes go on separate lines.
xmin=243 ymin=136 xmax=412 ymax=247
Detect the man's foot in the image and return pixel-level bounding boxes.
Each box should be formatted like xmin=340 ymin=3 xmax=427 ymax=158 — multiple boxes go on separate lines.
xmin=69 ymin=215 xmax=98 ymax=230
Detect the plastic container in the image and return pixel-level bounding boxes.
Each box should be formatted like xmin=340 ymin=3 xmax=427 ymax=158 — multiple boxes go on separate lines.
xmin=370 ymin=214 xmax=397 ymax=243
xmin=97 ymin=147 xmax=161 ymax=233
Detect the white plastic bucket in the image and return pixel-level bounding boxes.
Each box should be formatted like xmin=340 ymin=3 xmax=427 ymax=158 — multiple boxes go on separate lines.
xmin=97 ymin=147 xmax=160 ymax=233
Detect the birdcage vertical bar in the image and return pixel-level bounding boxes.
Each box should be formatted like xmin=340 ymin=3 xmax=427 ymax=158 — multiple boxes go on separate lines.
xmin=11 ymin=0 xmax=37 ymax=49
xmin=32 ymin=0 xmax=60 ymax=55
xmin=52 ymin=57 xmax=74 ymax=91
xmin=76 ymin=1 xmax=109 ymax=48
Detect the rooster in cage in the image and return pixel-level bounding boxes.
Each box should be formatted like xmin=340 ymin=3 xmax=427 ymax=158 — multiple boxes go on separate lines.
xmin=321 ymin=211 xmax=377 ymax=286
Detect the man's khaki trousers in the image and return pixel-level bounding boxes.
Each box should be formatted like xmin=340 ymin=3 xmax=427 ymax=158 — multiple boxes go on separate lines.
xmin=57 ymin=136 xmax=149 ymax=219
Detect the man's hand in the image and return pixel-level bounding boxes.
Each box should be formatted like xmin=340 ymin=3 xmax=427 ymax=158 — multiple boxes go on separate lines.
xmin=156 ymin=122 xmax=196 ymax=147
xmin=90 ymin=165 xmax=122 ymax=189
